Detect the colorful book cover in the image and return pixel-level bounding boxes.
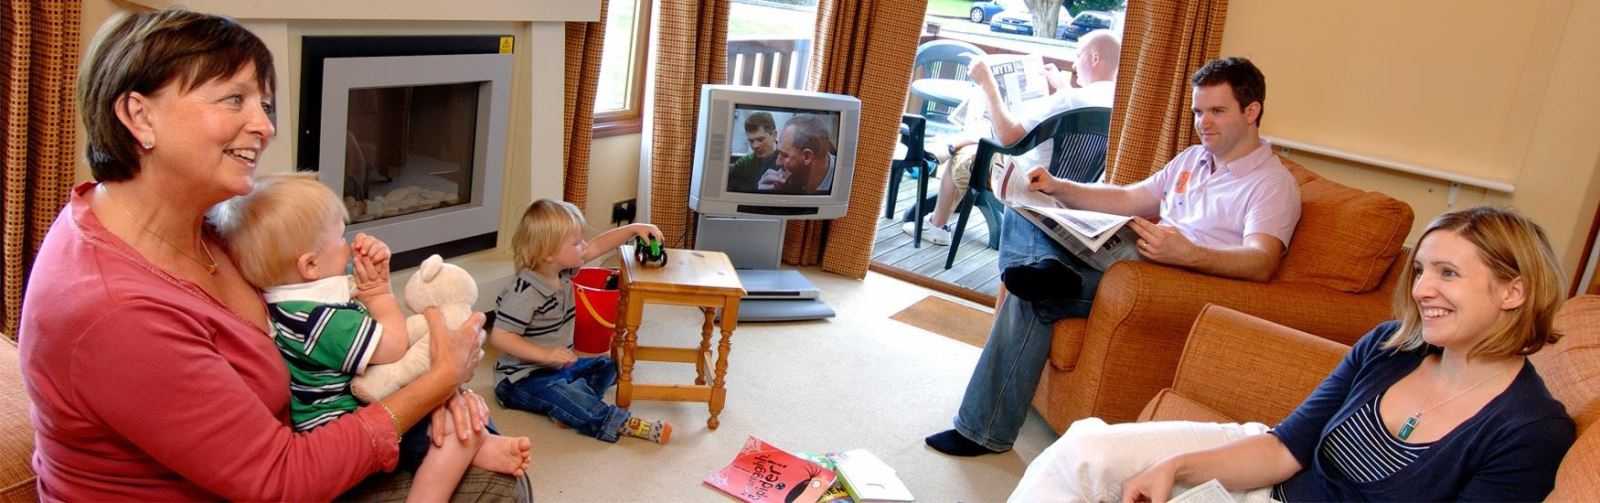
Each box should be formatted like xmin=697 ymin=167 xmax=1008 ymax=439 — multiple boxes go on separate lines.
xmin=705 ymin=436 xmax=838 ymax=503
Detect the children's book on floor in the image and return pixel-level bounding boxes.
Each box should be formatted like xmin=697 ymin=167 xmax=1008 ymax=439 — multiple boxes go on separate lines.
xmin=705 ymin=436 xmax=837 ymax=503
xmin=828 ymin=449 xmax=913 ymax=502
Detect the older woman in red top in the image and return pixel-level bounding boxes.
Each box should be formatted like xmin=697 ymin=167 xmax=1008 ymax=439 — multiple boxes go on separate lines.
xmin=18 ymin=8 xmax=519 ymax=500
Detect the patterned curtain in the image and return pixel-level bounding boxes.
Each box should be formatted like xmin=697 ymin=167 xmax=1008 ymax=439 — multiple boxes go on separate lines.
xmin=645 ymin=0 xmax=729 ymax=249
xmin=1 ymin=0 xmax=79 ymax=339
xmin=1103 ymin=0 xmax=1228 ymax=185
xmin=561 ymin=0 xmax=612 ymax=209
xmin=781 ymin=0 xmax=925 ymax=278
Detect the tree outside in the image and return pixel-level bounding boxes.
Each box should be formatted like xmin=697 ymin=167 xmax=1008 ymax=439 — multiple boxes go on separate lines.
xmin=1025 ymin=0 xmax=1125 ymax=41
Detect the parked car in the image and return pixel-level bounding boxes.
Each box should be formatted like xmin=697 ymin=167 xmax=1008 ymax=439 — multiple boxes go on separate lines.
xmin=968 ymin=0 xmax=1022 ymax=24
xmin=1058 ymin=10 xmax=1115 ymax=41
xmin=987 ymin=5 xmax=1070 ymax=37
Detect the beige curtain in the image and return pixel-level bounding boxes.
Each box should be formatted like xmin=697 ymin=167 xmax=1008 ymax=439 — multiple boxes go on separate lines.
xmin=2 ymin=0 xmax=79 ymax=339
xmin=646 ymin=0 xmax=728 ymax=248
xmin=561 ymin=0 xmax=612 ymax=209
xmin=1104 ymin=0 xmax=1228 ymax=185
xmin=780 ymin=0 xmax=925 ymax=278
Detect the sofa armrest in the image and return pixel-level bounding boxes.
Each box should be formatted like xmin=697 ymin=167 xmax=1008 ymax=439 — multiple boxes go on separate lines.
xmin=0 ymin=337 xmax=37 ymax=501
xmin=1164 ymin=304 xmax=1348 ymax=424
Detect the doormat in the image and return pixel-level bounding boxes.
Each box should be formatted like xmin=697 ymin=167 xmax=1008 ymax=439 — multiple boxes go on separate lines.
xmin=889 ymin=296 xmax=995 ymax=348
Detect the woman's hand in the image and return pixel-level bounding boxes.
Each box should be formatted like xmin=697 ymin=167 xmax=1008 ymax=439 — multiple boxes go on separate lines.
xmin=1121 ymin=456 xmax=1181 ymax=503
xmin=430 ymin=388 xmax=491 ymax=445
xmin=424 ymin=307 xmax=486 ymax=388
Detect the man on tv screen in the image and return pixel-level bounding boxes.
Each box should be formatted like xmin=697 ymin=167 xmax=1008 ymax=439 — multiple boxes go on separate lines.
xmin=758 ymin=113 xmax=836 ymax=195
xmin=726 ymin=111 xmax=780 ymax=193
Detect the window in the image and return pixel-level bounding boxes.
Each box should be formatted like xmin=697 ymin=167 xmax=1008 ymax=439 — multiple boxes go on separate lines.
xmin=726 ymin=0 xmax=818 ymax=89
xmin=594 ymin=0 xmax=650 ymax=137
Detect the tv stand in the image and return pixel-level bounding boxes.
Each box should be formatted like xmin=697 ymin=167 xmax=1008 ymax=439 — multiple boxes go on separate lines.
xmin=694 ymin=215 xmax=836 ymax=322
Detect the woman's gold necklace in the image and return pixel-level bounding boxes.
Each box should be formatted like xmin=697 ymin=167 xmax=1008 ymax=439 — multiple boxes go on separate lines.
xmin=1397 ymin=363 xmax=1512 ymax=441
xmin=109 ymin=191 xmax=218 ymax=275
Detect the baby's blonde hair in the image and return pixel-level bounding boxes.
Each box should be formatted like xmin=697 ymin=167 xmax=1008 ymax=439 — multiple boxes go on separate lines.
xmin=211 ymin=173 xmax=348 ymax=288
xmin=511 ymin=199 xmax=585 ymax=272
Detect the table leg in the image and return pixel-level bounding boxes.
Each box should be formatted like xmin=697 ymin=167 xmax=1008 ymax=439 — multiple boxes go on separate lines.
xmin=696 ymin=307 xmax=714 ymax=385
xmin=708 ymin=298 xmax=739 ymax=430
xmin=610 ymin=286 xmax=628 ymax=364
xmin=617 ymin=292 xmax=644 ymax=408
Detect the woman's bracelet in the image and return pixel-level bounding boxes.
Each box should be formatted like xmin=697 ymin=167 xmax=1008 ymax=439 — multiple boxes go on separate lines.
xmin=377 ymin=402 xmax=403 ymax=444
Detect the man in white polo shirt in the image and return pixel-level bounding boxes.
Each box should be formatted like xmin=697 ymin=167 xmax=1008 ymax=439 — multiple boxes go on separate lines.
xmin=927 ymin=56 xmax=1303 ymax=457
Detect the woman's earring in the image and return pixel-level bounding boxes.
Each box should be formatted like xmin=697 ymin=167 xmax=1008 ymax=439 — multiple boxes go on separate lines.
xmin=141 ymin=141 xmax=154 ymax=150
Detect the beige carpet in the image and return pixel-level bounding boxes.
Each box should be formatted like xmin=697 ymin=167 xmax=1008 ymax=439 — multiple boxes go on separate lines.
xmin=461 ymin=269 xmax=1056 ymax=502
xmin=890 ymin=296 xmax=997 ymax=348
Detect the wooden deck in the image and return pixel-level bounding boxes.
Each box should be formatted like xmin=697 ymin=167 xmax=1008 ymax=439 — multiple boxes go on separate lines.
xmin=869 ymin=174 xmax=1001 ymax=303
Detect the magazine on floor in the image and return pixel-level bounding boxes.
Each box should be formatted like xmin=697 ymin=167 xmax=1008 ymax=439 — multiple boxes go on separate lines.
xmin=1007 ymin=201 xmax=1141 ymax=272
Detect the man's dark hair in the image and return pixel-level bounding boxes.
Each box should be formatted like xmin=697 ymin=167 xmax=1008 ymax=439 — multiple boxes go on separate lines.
xmin=1190 ymin=57 xmax=1266 ymax=126
xmin=743 ymin=111 xmax=776 ymax=135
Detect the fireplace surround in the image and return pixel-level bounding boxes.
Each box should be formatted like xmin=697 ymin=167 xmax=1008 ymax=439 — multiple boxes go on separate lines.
xmin=299 ymin=36 xmax=513 ymax=269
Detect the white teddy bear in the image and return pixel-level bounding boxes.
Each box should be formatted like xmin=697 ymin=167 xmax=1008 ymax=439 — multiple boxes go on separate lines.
xmin=351 ymin=254 xmax=481 ymax=403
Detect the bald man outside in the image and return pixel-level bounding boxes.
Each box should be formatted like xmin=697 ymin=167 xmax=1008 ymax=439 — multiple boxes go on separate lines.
xmin=903 ymin=30 xmax=1120 ymax=246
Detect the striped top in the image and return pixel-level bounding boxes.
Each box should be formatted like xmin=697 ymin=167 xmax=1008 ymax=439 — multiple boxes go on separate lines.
xmin=492 ymin=268 xmax=577 ymax=384
xmin=1320 ymin=394 xmax=1431 ymax=483
xmin=263 ymin=276 xmax=382 ymax=432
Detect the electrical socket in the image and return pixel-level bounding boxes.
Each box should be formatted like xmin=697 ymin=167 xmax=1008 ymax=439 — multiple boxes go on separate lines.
xmin=611 ymin=199 xmax=637 ymax=226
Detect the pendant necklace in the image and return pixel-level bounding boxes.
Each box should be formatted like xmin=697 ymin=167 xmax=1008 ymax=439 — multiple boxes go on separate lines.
xmin=1397 ymin=363 xmax=1512 ymax=441
xmin=109 ymin=189 xmax=219 ymax=275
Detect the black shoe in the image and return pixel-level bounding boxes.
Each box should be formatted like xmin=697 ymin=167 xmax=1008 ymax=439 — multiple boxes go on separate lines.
xmin=925 ymin=429 xmax=1006 ymax=457
xmin=1002 ymin=258 xmax=1083 ymax=303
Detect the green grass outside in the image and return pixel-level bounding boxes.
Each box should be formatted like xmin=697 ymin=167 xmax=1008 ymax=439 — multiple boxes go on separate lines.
xmin=927 ymin=0 xmax=974 ymax=18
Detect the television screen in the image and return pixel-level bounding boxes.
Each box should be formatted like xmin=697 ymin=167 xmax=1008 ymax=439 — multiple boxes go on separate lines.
xmin=724 ymin=105 xmax=842 ymax=196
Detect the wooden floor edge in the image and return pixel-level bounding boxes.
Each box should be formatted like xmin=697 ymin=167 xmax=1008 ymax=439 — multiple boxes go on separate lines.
xmin=869 ymin=262 xmax=998 ymax=308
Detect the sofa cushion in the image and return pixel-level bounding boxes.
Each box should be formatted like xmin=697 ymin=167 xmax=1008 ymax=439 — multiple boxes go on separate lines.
xmin=0 ymin=337 xmax=36 ymax=501
xmin=1531 ymin=295 xmax=1600 ymax=436
xmin=1139 ymin=389 xmax=1234 ymax=423
xmin=1274 ymin=158 xmax=1412 ymax=293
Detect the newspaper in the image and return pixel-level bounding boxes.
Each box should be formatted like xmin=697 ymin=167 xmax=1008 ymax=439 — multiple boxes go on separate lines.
xmin=1167 ymin=479 xmax=1240 ymax=503
xmin=949 ymin=53 xmax=1049 ymax=132
xmin=1007 ymin=202 xmax=1141 ymax=272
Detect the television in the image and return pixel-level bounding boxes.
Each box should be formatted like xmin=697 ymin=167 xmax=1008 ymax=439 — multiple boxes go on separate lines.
xmin=689 ymin=85 xmax=861 ymax=220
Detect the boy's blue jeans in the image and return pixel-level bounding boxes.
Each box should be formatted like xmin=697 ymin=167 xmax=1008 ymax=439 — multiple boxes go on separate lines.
xmin=494 ymin=357 xmax=629 ymax=443
xmin=953 ymin=208 xmax=1103 ymax=452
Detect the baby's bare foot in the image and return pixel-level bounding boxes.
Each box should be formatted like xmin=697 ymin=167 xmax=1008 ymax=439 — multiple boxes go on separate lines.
xmin=471 ymin=434 xmax=532 ymax=477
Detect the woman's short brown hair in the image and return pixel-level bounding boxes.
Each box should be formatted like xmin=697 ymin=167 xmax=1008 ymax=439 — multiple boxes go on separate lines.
xmin=511 ymin=199 xmax=585 ymax=272
xmin=1383 ymin=206 xmax=1566 ymax=357
xmin=79 ymin=8 xmax=276 ymax=182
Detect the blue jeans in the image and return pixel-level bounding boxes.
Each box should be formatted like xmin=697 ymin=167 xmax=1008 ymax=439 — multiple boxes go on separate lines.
xmin=953 ymin=208 xmax=1106 ymax=451
xmin=996 ymin=207 xmax=1104 ymax=322
xmin=494 ymin=357 xmax=628 ymax=442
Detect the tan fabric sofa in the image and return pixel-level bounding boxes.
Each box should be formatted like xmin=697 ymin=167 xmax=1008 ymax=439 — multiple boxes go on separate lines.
xmin=0 ymin=336 xmax=37 ymax=501
xmin=1031 ymin=157 xmax=1416 ymax=430
xmin=1142 ymin=299 xmax=1600 ymax=499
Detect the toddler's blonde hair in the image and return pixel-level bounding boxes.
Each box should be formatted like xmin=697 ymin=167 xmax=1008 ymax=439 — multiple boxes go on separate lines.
xmin=512 ymin=199 xmax=585 ymax=272
xmin=211 ymin=173 xmax=348 ymax=288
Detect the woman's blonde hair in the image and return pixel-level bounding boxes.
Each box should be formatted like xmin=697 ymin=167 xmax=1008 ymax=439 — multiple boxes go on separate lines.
xmin=210 ymin=174 xmax=348 ymax=288
xmin=1382 ymin=206 xmax=1566 ymax=357
xmin=511 ymin=199 xmax=585 ymax=272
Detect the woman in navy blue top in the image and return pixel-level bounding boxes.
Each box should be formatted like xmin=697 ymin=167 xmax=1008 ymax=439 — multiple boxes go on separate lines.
xmin=1013 ymin=206 xmax=1576 ymax=502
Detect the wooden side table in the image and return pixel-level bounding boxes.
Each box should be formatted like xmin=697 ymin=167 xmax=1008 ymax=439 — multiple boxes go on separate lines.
xmin=612 ymin=247 xmax=746 ymax=429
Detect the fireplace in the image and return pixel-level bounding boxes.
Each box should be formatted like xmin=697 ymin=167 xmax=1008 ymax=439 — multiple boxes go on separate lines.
xmin=298 ymin=36 xmax=513 ymax=269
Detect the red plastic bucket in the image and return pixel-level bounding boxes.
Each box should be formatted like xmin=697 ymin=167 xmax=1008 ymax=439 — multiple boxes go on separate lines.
xmin=572 ymin=267 xmax=619 ymax=354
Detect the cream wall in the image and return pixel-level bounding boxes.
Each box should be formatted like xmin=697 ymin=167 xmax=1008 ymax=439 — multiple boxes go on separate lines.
xmin=1223 ymin=0 xmax=1600 ymax=282
xmin=584 ymin=133 xmax=645 ymax=228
